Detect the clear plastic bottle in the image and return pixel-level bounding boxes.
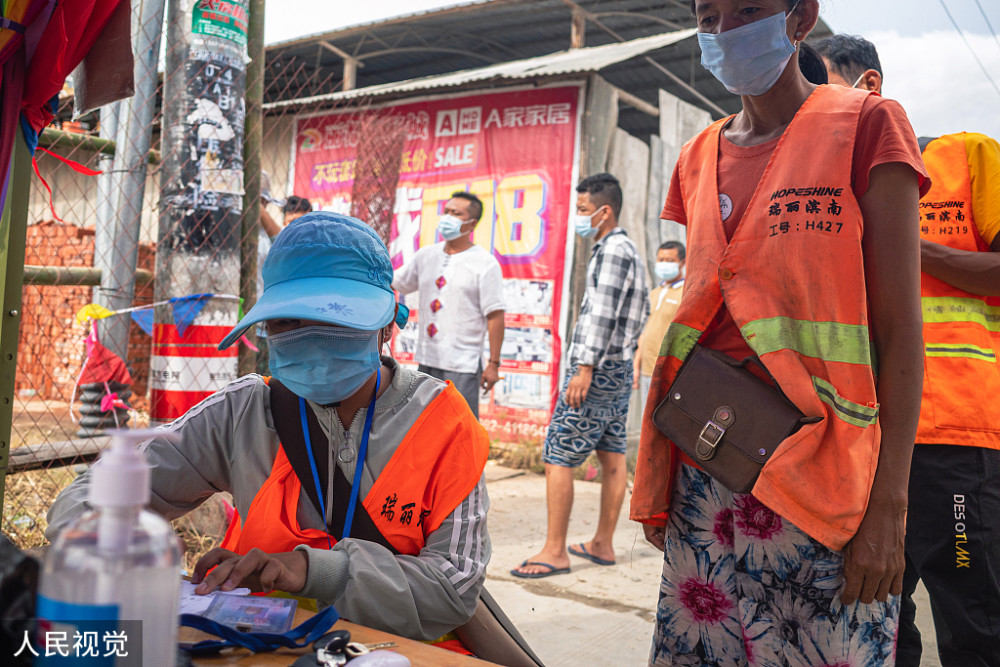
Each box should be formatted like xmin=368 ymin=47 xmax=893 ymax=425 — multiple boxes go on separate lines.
xmin=38 ymin=429 xmax=181 ymax=667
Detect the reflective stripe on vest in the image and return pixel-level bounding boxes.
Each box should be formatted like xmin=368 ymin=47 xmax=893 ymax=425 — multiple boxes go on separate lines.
xmin=740 ymin=317 xmax=872 ymax=367
xmin=922 ymin=296 xmax=1000 ymax=332
xmin=632 ymin=85 xmax=881 ymax=551
xmin=811 ymin=376 xmax=879 ymax=429
xmin=924 ymin=343 xmax=996 ymax=362
xmin=916 ymin=134 xmax=1000 ymax=448
xmin=658 ymin=322 xmax=700 ymax=362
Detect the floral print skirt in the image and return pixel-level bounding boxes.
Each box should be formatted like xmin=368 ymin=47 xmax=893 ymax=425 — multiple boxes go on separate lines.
xmin=650 ymin=463 xmax=899 ymax=667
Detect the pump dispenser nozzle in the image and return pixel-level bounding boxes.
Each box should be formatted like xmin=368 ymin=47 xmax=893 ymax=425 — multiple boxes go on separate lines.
xmin=89 ymin=428 xmax=177 ymax=554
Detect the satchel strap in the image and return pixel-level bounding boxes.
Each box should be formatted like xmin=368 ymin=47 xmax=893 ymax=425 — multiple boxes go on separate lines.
xmin=737 ymin=354 xmax=781 ymax=387
xmin=269 ymin=380 xmax=399 ymax=554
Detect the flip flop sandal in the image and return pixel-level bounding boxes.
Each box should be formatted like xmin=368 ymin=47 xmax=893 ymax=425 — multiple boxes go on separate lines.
xmin=510 ymin=560 xmax=571 ymax=579
xmin=568 ymin=543 xmax=615 ymax=566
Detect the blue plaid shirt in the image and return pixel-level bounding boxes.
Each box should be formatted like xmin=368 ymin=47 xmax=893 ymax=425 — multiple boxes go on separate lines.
xmin=569 ymin=228 xmax=649 ymax=367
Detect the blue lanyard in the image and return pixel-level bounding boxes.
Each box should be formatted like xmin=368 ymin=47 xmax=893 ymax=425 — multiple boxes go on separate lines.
xmin=300 ymin=367 xmax=380 ymax=547
xmin=179 ymin=605 xmax=339 ymax=655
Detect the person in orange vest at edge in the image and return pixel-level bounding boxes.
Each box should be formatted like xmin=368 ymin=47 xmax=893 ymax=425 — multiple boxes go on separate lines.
xmin=818 ymin=34 xmax=1000 ymax=667
xmin=46 ymin=212 xmax=490 ymax=654
xmin=632 ymin=1 xmax=931 ymax=665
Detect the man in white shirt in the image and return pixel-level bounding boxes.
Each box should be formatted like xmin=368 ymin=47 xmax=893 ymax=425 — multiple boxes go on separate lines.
xmin=393 ymin=192 xmax=506 ymax=418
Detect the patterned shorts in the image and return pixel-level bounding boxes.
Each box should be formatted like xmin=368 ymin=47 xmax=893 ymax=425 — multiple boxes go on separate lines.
xmin=650 ymin=463 xmax=899 ymax=667
xmin=542 ymin=360 xmax=632 ymax=467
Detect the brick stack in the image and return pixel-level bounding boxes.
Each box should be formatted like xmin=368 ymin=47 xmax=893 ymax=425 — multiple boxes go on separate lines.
xmin=18 ymin=221 xmax=155 ymax=405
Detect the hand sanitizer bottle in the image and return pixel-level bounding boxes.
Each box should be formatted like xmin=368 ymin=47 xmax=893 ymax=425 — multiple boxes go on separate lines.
xmin=38 ymin=429 xmax=181 ymax=666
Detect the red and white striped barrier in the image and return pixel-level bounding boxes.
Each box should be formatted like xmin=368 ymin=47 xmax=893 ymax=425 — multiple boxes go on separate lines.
xmin=150 ymin=324 xmax=237 ymax=423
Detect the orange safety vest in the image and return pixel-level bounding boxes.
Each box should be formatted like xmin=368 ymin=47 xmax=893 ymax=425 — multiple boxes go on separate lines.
xmin=632 ymin=86 xmax=883 ymax=551
xmin=221 ymin=381 xmax=489 ymax=573
xmin=916 ymin=133 xmax=1000 ymax=449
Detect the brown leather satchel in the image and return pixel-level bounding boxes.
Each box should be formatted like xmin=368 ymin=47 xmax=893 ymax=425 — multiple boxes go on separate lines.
xmin=651 ymin=345 xmax=815 ymax=493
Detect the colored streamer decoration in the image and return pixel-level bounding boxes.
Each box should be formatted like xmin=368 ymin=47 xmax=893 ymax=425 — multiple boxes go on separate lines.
xmin=70 ymin=323 xmax=133 ymax=424
xmin=291 ymin=85 xmax=582 ymax=446
xmin=169 ymin=293 xmax=213 ymax=337
xmin=75 ymin=293 xmax=249 ymax=343
xmin=78 ymin=327 xmax=131 ymax=387
xmin=76 ymin=303 xmax=115 ymax=325
xmin=130 ymin=309 xmax=154 ymax=336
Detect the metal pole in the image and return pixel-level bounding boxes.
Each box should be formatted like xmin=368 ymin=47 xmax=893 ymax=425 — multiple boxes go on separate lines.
xmin=0 ymin=125 xmax=33 ymax=510
xmin=81 ymin=111 xmax=124 ymax=436
xmin=92 ymin=101 xmax=120 ymax=334
xmin=153 ymin=0 xmax=249 ymax=422
xmin=83 ymin=0 xmax=167 ymax=435
xmin=239 ymin=0 xmax=265 ymax=378
xmin=101 ymin=0 xmax=167 ymax=360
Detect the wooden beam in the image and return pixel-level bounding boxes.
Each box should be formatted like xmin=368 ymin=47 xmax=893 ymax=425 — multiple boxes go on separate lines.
xmin=570 ymin=8 xmax=586 ymax=49
xmin=9 ymin=437 xmax=110 ymax=474
xmin=320 ymin=40 xmax=363 ymax=91
xmin=319 ymin=40 xmax=353 ymax=61
xmin=559 ymin=0 xmax=726 ymax=118
xmin=343 ymin=58 xmax=358 ymax=91
xmin=240 ymin=0 xmax=266 ymax=377
xmin=23 ymin=265 xmax=154 ymax=287
xmin=615 ymin=87 xmax=659 ymax=117
xmin=39 ymin=128 xmax=162 ymax=164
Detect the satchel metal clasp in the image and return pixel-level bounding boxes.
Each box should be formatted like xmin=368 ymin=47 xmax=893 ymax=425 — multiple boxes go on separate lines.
xmin=696 ymin=421 xmax=726 ymax=461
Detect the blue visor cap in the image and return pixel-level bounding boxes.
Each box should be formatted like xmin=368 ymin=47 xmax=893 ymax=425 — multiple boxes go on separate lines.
xmin=218 ymin=212 xmax=396 ymax=350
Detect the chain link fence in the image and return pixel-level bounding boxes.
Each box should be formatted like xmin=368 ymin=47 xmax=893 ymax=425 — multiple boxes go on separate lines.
xmin=1 ymin=5 xmax=393 ymax=567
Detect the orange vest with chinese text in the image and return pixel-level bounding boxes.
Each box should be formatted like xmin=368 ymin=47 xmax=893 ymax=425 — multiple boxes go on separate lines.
xmin=220 ymin=382 xmax=488 ymax=558
xmin=632 ymin=86 xmax=882 ymax=551
xmin=916 ymin=134 xmax=1000 ymax=448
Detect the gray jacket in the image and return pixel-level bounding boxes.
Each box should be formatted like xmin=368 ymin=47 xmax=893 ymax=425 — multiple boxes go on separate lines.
xmin=46 ymin=359 xmax=490 ymax=641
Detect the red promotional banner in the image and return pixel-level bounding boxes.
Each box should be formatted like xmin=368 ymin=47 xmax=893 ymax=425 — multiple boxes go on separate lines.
xmin=291 ymin=85 xmax=583 ymax=445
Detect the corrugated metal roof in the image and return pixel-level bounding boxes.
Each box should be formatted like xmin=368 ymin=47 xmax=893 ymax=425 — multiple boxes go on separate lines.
xmin=260 ymin=0 xmax=835 ymax=137
xmin=267 ymin=0 xmax=497 ymax=49
xmin=264 ymin=29 xmax=696 ymax=111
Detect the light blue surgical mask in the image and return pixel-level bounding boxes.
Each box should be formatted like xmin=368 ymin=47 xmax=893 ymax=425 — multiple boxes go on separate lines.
xmin=573 ymin=207 xmax=604 ymax=239
xmin=655 ymin=261 xmax=681 ymax=282
xmin=437 ymin=214 xmax=466 ymax=241
xmin=268 ymin=325 xmax=380 ymax=405
xmin=698 ymin=9 xmax=798 ymax=96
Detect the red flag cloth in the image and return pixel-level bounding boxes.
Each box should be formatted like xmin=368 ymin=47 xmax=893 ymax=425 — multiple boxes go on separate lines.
xmin=20 ymin=0 xmax=125 ymax=133
xmin=78 ymin=335 xmax=131 ymax=386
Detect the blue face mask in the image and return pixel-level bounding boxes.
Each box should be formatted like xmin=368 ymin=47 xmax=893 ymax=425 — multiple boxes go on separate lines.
xmin=268 ymin=326 xmax=380 ymax=404
xmin=655 ymin=261 xmax=681 ymax=282
xmin=573 ymin=207 xmax=604 ymax=239
xmin=437 ymin=214 xmax=466 ymax=241
xmin=698 ymin=9 xmax=798 ymax=96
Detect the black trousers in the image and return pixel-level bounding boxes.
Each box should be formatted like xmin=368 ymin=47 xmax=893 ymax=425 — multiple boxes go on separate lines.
xmin=417 ymin=364 xmax=482 ymax=420
xmin=897 ymin=443 xmax=1000 ymax=667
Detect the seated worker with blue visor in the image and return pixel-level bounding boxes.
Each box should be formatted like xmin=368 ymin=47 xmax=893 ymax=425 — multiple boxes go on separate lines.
xmin=46 ymin=212 xmax=491 ymax=649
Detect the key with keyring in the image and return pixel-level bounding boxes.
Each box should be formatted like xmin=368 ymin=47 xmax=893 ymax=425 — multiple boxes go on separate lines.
xmin=291 ymin=629 xmax=351 ymax=666
xmin=345 ymin=641 xmax=399 ymax=659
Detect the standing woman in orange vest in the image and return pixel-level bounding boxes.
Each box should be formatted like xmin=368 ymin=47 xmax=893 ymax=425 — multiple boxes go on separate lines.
xmin=632 ymin=1 xmax=930 ymax=665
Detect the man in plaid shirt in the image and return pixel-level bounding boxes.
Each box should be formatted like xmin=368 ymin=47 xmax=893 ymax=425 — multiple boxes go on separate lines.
xmin=513 ymin=173 xmax=649 ymax=578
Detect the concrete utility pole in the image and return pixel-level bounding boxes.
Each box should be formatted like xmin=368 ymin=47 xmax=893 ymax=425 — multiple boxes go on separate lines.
xmin=153 ymin=0 xmax=249 ymax=422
